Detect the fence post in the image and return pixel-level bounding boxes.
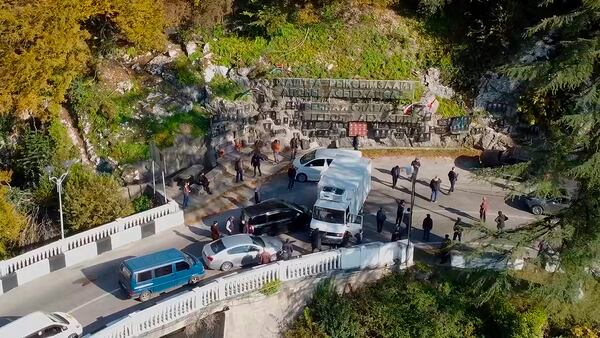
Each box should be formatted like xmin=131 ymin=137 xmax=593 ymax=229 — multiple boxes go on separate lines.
xmin=277 ymin=261 xmax=288 ymax=282
xmin=216 ymin=278 xmax=226 ymax=300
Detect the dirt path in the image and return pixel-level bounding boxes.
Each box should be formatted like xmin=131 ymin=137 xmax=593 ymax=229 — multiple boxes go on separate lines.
xmin=59 ymin=106 xmax=93 ymax=165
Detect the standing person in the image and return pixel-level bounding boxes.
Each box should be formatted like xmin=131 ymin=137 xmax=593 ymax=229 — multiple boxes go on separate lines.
xmin=440 ymin=234 xmax=452 ymax=264
xmin=235 ymin=157 xmax=244 ymax=182
xmin=310 ymin=229 xmax=322 ymax=253
xmin=352 ymin=135 xmax=359 ymax=150
xmin=271 ymin=139 xmax=281 ymax=164
xmin=391 ymin=165 xmax=401 ymax=188
xmin=254 ymin=186 xmax=261 ymax=204
xmin=225 ymin=216 xmax=234 ymax=235
xmin=447 ymin=167 xmax=458 ymax=194
xmin=210 ymin=221 xmax=220 ymax=241
xmin=410 ymin=157 xmax=421 ymax=177
xmin=287 ymin=165 xmax=297 ymax=190
xmin=290 ymin=136 xmax=299 ymax=160
xmin=198 ymin=173 xmax=212 ymax=195
xmin=429 ymin=176 xmax=441 ymax=202
xmin=391 ymin=226 xmax=401 ymax=242
xmin=453 ymin=217 xmax=463 ymax=242
xmin=495 ymin=211 xmax=508 ymax=231
xmin=281 ymin=239 xmax=294 ymax=260
xmin=376 ymin=207 xmax=387 ymax=233
xmin=479 ymin=197 xmax=488 ymax=222
xmin=259 ymin=249 xmax=271 ymax=264
xmin=239 ymin=219 xmax=246 ymax=234
xmin=251 ymin=152 xmax=262 ymax=177
xmin=395 ymin=200 xmax=406 ymax=226
xmin=182 ymin=181 xmax=191 ymax=209
xmin=422 ymin=214 xmax=433 ymax=241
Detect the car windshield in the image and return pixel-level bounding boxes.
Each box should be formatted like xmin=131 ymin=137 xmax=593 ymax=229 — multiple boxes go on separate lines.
xmin=182 ymin=251 xmax=195 ymax=264
xmin=210 ymin=239 xmax=226 ymax=253
xmin=299 ymin=150 xmax=316 ymax=164
xmin=47 ymin=313 xmax=69 ymax=325
xmin=251 ymin=236 xmax=266 ymax=247
xmin=313 ymin=206 xmax=345 ymax=224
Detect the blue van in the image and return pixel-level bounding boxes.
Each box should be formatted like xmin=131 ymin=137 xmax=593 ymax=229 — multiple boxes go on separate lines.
xmin=119 ymin=248 xmax=205 ymax=301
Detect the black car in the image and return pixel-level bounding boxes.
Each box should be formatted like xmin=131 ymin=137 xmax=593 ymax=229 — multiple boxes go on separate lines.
xmin=479 ymin=147 xmax=530 ymax=168
xmin=240 ymin=199 xmax=311 ymax=236
xmin=525 ymin=196 xmax=571 ymax=215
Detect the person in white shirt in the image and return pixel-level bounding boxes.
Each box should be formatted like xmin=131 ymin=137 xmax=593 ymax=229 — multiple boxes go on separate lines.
xmin=225 ymin=216 xmax=234 ymax=235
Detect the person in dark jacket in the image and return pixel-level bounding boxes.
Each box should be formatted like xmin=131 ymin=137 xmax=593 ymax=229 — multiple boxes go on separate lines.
xmin=234 ymin=158 xmax=244 ymax=182
xmin=352 ymin=135 xmax=359 ymax=150
xmin=310 ymin=229 xmax=322 ymax=253
xmin=251 ymin=153 xmax=262 ymax=177
xmin=341 ymin=231 xmax=352 ymax=247
xmin=440 ymin=234 xmax=452 ymax=264
xmin=429 ymin=176 xmax=441 ymax=202
xmin=495 ymin=211 xmax=508 ymax=231
xmin=290 ymin=136 xmax=299 ymax=160
xmin=239 ymin=220 xmax=246 ymax=234
xmin=391 ymin=226 xmax=401 ymax=242
xmin=452 ymin=217 xmax=463 ymax=242
xmin=182 ymin=181 xmax=191 ymax=209
xmin=395 ymin=200 xmax=405 ymax=226
xmin=422 ymin=214 xmax=433 ymax=241
xmin=447 ymin=167 xmax=458 ymax=193
xmin=376 ymin=207 xmax=387 ymax=233
xmin=210 ymin=221 xmax=220 ymax=241
xmin=391 ymin=165 xmax=401 ymax=188
xmin=287 ymin=165 xmax=297 ymax=190
xmin=198 ymin=173 xmax=212 ymax=194
xmin=281 ymin=239 xmax=294 ymax=260
xmin=254 ymin=186 xmax=260 ymax=204
xmin=410 ymin=157 xmax=421 ymax=177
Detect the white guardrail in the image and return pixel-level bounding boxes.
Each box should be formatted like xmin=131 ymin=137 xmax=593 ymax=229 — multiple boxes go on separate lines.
xmin=0 ymin=199 xmax=181 ymax=278
xmin=92 ymin=240 xmax=414 ymax=338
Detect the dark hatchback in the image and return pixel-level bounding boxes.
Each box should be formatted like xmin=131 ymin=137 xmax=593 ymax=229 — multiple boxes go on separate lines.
xmin=241 ymin=199 xmax=311 ymax=236
xmin=525 ymin=196 xmax=571 ymax=215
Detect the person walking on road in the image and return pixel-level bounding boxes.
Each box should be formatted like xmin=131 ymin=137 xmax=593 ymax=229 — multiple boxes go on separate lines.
xmin=225 ymin=216 xmax=234 ymax=235
xmin=440 ymin=234 xmax=452 ymax=264
xmin=376 ymin=207 xmax=387 ymax=233
xmin=429 ymin=176 xmax=441 ymax=202
xmin=182 ymin=181 xmax=191 ymax=209
xmin=234 ymin=157 xmax=244 ymax=182
xmin=448 ymin=167 xmax=458 ymax=193
xmin=479 ymin=197 xmax=488 ymax=222
xmin=453 ymin=217 xmax=463 ymax=242
xmin=391 ymin=165 xmax=401 ymax=188
xmin=290 ymin=136 xmax=299 ymax=160
xmin=271 ymin=139 xmax=281 ymax=164
xmin=210 ymin=221 xmax=220 ymax=241
xmin=495 ymin=211 xmax=508 ymax=231
xmin=352 ymin=135 xmax=360 ymax=150
xmin=198 ymin=173 xmax=213 ymax=195
xmin=254 ymin=186 xmax=261 ymax=204
xmin=422 ymin=214 xmax=433 ymax=241
xmin=251 ymin=152 xmax=262 ymax=177
xmin=395 ymin=200 xmax=406 ymax=226
xmin=411 ymin=157 xmax=421 ymax=177
xmin=287 ymin=165 xmax=297 ymax=190
xmin=310 ymin=229 xmax=322 ymax=253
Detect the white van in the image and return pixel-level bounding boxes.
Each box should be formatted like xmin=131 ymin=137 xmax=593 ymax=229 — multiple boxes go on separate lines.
xmin=292 ymin=148 xmax=361 ymax=182
xmin=0 ymin=311 xmax=82 ymax=338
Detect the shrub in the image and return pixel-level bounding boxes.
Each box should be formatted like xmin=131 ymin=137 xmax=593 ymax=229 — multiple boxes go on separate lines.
xmin=436 ymin=97 xmax=467 ymax=118
xmin=110 ymin=142 xmax=150 ymax=164
xmin=0 ymin=186 xmax=27 ymax=259
xmin=132 ymin=194 xmax=153 ymax=213
xmin=172 ymin=56 xmax=203 ymax=86
xmin=208 ymin=75 xmax=247 ymax=101
xmin=149 ymin=105 xmax=209 ymax=148
xmin=259 ymin=279 xmax=281 ymax=296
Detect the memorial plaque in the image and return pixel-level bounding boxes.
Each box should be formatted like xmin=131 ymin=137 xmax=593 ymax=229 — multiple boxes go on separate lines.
xmin=272 ymin=78 xmax=417 ymax=100
xmin=348 ymin=122 xmax=368 ymax=137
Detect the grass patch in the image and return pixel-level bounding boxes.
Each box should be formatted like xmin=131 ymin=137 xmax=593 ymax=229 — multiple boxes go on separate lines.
xmin=260 ymin=279 xmax=281 ymax=296
xmin=172 ymin=56 xmax=204 ymax=86
xmin=109 ymin=142 xmax=150 ymax=164
xmin=437 ymin=97 xmax=467 ymax=118
xmin=149 ymin=105 xmax=210 ymax=148
xmin=361 ymin=147 xmax=480 ymax=159
xmin=208 ymin=74 xmax=248 ymax=100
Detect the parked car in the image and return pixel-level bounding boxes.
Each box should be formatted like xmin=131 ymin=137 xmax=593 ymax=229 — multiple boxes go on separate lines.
xmin=479 ymin=147 xmax=530 ymax=168
xmin=241 ymin=198 xmax=311 ymax=235
xmin=202 ymin=234 xmax=283 ymax=271
xmin=292 ymin=148 xmax=361 ymax=182
xmin=0 ymin=311 xmax=82 ymax=338
xmin=119 ymin=248 xmax=205 ymax=302
xmin=525 ymin=196 xmax=571 ymax=215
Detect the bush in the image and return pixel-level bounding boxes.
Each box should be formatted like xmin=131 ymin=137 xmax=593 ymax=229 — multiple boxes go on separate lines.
xmin=208 ymin=75 xmax=247 ymax=101
xmin=172 ymin=56 xmax=203 ymax=86
xmin=110 ymin=142 xmax=150 ymax=164
xmin=259 ymin=279 xmax=281 ymax=296
xmin=436 ymin=97 xmax=467 ymax=118
xmin=149 ymin=105 xmax=209 ymax=148
xmin=0 ymin=186 xmax=27 ymax=259
xmin=132 ymin=194 xmax=153 ymax=213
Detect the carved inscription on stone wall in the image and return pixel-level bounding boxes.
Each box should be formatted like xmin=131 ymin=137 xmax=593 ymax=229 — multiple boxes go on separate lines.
xmin=272 ymin=78 xmax=417 ymax=100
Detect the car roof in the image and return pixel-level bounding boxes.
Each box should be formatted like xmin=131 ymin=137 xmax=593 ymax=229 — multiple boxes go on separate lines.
xmin=315 ymin=148 xmax=361 ymax=158
xmin=221 ymin=234 xmax=254 ymax=247
xmin=0 ymin=312 xmax=54 ymax=335
xmin=314 ymin=199 xmax=347 ymax=210
xmin=123 ymin=248 xmax=185 ymax=272
xmin=242 ymin=198 xmax=293 ymax=217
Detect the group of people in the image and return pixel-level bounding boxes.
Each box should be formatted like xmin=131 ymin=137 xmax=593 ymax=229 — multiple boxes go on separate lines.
xmin=181 ymin=172 xmax=213 ymax=209
xmin=210 ymin=216 xmax=255 ymax=241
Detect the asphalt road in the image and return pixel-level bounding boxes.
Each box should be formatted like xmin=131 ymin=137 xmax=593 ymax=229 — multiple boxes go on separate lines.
xmin=0 ymin=155 xmax=536 ymax=335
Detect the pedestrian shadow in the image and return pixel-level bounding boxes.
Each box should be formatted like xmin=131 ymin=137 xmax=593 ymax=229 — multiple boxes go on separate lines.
xmin=439 ymin=205 xmax=479 ymax=223
xmin=371 ymin=175 xmax=392 ymax=188
xmin=375 ymin=167 xmax=391 ymax=175
xmin=397 ymin=186 xmax=430 ymax=202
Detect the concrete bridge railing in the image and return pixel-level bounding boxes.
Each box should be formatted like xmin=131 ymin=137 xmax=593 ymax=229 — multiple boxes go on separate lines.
xmin=92 ymin=240 xmax=414 ymax=338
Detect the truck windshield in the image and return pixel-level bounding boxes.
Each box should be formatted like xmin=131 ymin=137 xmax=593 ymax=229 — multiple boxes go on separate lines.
xmin=313 ymin=206 xmax=345 ymax=224
xmin=299 ymin=150 xmax=316 ymax=164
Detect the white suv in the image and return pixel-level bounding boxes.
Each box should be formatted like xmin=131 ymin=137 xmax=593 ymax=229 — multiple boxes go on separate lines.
xmin=292 ymin=148 xmax=361 ymax=182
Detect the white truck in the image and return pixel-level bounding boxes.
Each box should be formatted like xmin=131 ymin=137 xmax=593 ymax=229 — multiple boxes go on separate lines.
xmin=309 ymin=155 xmax=372 ymax=244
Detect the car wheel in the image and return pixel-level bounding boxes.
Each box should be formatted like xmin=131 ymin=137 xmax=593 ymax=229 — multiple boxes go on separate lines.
xmin=190 ymin=275 xmax=201 ymax=284
xmin=221 ymin=261 xmax=233 ymax=271
xmin=531 ymin=205 xmax=544 ymax=215
xmin=139 ymin=290 xmax=151 ymax=302
xmin=296 ymin=173 xmax=308 ymax=182
xmin=68 ymin=334 xmax=79 ymax=338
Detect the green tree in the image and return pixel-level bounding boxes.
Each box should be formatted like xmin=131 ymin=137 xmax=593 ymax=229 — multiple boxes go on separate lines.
xmin=0 ymin=185 xmax=27 ymax=259
xmin=63 ymin=164 xmax=133 ymax=232
xmin=15 ymin=129 xmax=54 ymax=185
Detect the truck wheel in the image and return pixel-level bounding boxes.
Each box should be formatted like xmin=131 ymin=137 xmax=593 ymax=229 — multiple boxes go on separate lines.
xmin=296 ymin=173 xmax=307 ymax=182
xmin=190 ymin=275 xmax=201 ymax=284
xmin=139 ymin=290 xmax=151 ymax=302
xmin=531 ymin=205 xmax=544 ymax=215
xmin=221 ymin=261 xmax=233 ymax=271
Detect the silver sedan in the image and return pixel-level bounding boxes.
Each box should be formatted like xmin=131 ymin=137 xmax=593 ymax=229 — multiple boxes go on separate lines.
xmin=201 ymin=234 xmax=283 ymax=271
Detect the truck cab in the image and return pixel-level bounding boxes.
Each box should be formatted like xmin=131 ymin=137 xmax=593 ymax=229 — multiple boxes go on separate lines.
xmin=311 ymin=199 xmax=363 ymax=244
